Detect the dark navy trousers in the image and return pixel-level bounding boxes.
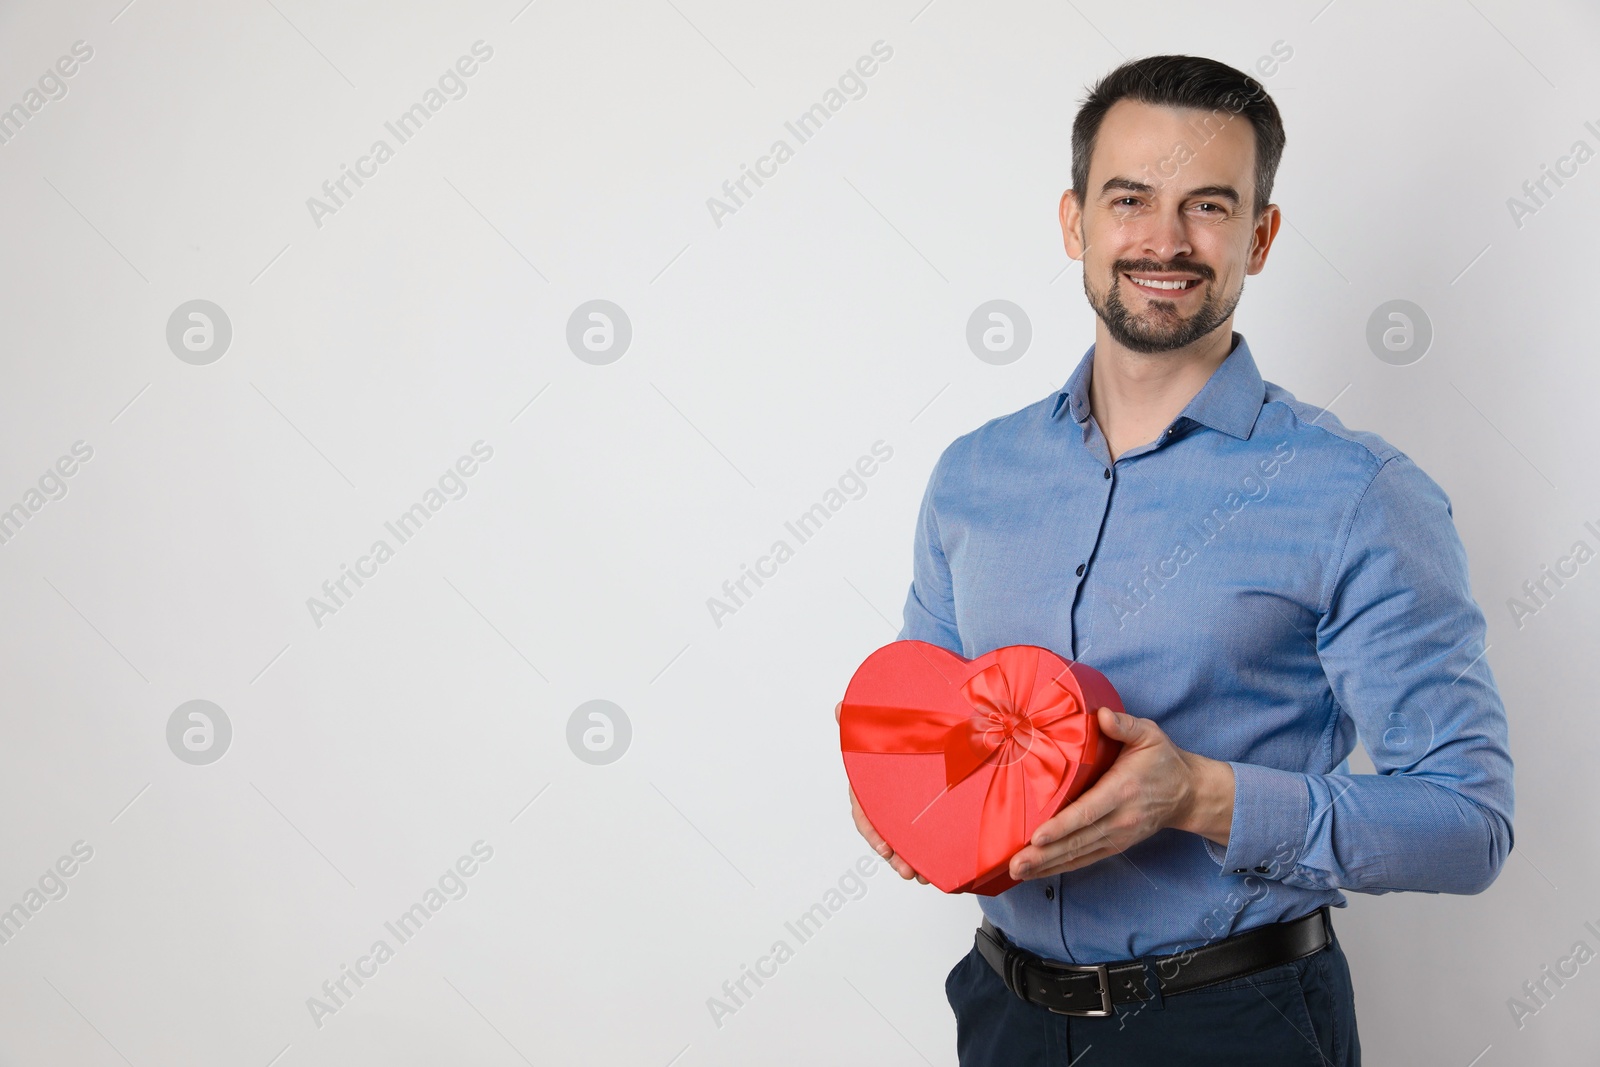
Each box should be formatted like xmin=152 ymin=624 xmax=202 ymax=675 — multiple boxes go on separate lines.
xmin=945 ymin=924 xmax=1361 ymax=1066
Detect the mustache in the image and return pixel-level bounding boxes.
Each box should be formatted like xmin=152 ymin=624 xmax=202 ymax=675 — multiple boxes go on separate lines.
xmin=1113 ymin=259 xmax=1215 ymax=281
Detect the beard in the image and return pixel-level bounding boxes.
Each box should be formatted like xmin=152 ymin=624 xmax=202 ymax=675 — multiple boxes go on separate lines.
xmin=1085 ymin=259 xmax=1241 ymax=354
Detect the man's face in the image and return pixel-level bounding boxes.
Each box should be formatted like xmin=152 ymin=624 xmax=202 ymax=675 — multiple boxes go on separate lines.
xmin=1061 ymin=98 xmax=1279 ymax=354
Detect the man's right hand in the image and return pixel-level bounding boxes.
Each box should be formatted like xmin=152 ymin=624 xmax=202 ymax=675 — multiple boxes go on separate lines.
xmin=838 ymin=701 xmax=930 ymax=885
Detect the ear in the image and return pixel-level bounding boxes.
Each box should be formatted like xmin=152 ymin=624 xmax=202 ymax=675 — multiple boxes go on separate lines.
xmin=1060 ymin=188 xmax=1086 ymax=260
xmin=1246 ymin=203 xmax=1281 ymax=275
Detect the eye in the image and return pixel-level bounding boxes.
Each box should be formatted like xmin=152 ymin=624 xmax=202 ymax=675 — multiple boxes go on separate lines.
xmin=1113 ymin=197 xmax=1141 ymax=207
xmin=1193 ymin=202 xmax=1225 ymax=214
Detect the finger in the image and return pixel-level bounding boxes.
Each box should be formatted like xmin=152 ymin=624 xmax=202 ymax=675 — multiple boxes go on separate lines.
xmin=1016 ymin=822 xmax=1123 ymax=877
xmin=874 ymin=831 xmax=925 ymax=882
xmin=876 ymin=847 xmax=917 ymax=880
xmin=1031 ymin=779 xmax=1121 ymax=847
xmin=1096 ymin=708 xmax=1151 ymax=755
xmin=1015 ymin=815 xmax=1119 ymax=876
xmin=851 ymin=802 xmax=888 ymax=853
xmin=856 ymin=814 xmax=915 ymax=879
xmin=835 ymin=701 xmax=843 ymax=724
xmin=849 ymin=789 xmax=895 ymax=858
xmin=847 ymin=785 xmax=926 ymax=881
xmin=1030 ymin=844 xmax=1120 ymax=879
xmin=1100 ymin=705 xmax=1160 ymax=747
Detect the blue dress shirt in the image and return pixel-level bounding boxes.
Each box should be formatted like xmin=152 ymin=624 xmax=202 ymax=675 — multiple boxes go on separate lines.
xmin=897 ymin=332 xmax=1514 ymax=964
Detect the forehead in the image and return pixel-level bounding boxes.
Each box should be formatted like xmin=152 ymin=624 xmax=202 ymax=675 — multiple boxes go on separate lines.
xmin=1088 ymin=98 xmax=1256 ymax=192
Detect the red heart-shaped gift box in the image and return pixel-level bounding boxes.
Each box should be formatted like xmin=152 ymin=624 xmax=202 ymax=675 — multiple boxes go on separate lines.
xmin=839 ymin=641 xmax=1123 ymax=895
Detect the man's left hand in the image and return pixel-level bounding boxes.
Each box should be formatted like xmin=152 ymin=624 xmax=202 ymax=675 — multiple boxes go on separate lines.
xmin=1009 ymin=706 xmax=1235 ymax=880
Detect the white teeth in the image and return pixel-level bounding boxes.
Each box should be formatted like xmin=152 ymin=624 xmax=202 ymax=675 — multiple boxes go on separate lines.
xmin=1129 ymin=276 xmax=1196 ymax=290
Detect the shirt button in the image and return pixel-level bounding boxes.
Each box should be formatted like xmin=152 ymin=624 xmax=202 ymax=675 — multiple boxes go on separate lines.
xmin=1044 ymin=885 xmax=1055 ymax=900
xmin=1075 ymin=563 xmax=1086 ymax=577
xmin=1102 ymin=468 xmax=1111 ymax=479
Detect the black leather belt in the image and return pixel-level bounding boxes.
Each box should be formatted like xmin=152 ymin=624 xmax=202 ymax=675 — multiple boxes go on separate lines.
xmin=975 ymin=906 xmax=1331 ymax=1017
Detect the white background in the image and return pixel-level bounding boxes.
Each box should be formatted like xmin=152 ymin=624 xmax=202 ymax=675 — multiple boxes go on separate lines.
xmin=0 ymin=0 xmax=1596 ymax=1063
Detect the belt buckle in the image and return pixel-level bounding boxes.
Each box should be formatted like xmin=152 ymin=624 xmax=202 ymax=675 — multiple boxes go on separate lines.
xmin=1036 ymin=959 xmax=1114 ymax=1017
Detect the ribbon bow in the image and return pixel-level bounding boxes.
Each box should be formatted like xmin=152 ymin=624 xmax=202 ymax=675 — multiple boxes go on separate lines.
xmin=840 ymin=645 xmax=1087 ymax=877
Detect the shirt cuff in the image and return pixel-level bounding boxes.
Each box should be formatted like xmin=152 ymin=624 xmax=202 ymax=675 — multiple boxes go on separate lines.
xmin=1203 ymin=762 xmax=1311 ymax=877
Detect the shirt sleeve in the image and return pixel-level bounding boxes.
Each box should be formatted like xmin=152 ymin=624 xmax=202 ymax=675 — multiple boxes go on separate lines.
xmin=1207 ymin=453 xmax=1515 ymax=895
xmin=897 ymin=451 xmax=963 ymax=655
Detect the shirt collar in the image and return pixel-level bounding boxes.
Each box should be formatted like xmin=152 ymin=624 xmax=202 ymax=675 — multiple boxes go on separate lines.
xmin=1050 ymin=331 xmax=1265 ymax=441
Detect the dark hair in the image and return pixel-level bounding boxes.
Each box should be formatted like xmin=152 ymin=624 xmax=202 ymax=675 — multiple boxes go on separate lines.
xmin=1071 ymin=55 xmax=1286 ymax=217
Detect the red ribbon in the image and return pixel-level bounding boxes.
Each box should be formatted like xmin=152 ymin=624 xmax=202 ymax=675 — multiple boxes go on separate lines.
xmin=841 ymin=646 xmax=1087 ymax=877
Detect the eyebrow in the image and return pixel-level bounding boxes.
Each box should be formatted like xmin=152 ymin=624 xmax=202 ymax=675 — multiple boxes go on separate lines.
xmin=1100 ymin=177 xmax=1242 ymax=206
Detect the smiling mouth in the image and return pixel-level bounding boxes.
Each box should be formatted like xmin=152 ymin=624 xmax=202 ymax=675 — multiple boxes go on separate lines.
xmin=1123 ymin=273 xmax=1204 ymax=295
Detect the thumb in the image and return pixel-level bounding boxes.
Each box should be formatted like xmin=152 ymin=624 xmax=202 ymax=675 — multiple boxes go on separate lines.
xmin=1097 ymin=705 xmax=1136 ymax=737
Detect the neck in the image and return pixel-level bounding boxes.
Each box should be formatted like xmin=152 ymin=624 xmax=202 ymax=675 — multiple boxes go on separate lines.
xmin=1088 ymin=322 xmax=1235 ymax=462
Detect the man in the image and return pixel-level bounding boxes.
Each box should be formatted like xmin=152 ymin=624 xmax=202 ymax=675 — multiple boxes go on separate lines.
xmin=844 ymin=54 xmax=1514 ymax=1065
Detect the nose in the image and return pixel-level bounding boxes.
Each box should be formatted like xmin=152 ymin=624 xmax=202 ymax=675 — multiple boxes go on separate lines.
xmin=1139 ymin=204 xmax=1193 ymax=265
